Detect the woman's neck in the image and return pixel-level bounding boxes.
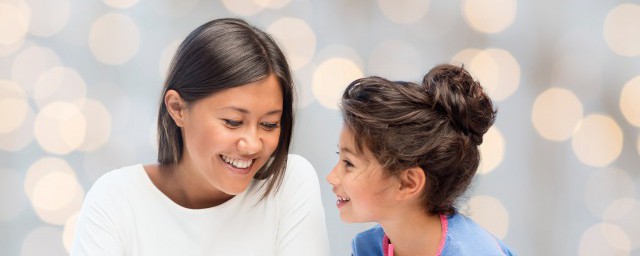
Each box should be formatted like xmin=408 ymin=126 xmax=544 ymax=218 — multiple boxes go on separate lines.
xmin=379 ymin=208 xmax=444 ymax=256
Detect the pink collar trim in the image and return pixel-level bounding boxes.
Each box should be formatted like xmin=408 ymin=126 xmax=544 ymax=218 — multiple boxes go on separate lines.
xmin=382 ymin=214 xmax=449 ymax=256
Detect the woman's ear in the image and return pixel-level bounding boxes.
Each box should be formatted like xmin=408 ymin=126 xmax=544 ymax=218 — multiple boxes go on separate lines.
xmin=396 ymin=167 xmax=426 ymax=201
xmin=165 ymin=89 xmax=187 ymax=127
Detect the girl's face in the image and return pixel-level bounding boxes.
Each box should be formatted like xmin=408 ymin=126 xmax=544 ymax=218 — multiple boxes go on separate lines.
xmin=176 ymin=74 xmax=283 ymax=197
xmin=326 ymin=126 xmax=399 ymax=223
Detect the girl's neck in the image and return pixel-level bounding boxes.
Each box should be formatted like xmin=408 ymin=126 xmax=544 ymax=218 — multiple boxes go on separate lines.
xmin=379 ymin=209 xmax=445 ymax=256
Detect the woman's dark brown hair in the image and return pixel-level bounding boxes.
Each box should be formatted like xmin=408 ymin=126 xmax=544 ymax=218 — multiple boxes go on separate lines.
xmin=157 ymin=18 xmax=294 ymax=199
xmin=340 ymin=64 xmax=496 ymax=215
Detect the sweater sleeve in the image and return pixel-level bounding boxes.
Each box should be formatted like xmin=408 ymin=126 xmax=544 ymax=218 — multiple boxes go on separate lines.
xmin=70 ymin=172 xmax=124 ymax=256
xmin=275 ymin=154 xmax=330 ymax=256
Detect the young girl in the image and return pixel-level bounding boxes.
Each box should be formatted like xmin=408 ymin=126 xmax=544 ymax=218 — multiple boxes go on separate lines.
xmin=71 ymin=18 xmax=329 ymax=255
xmin=327 ymin=64 xmax=514 ymax=256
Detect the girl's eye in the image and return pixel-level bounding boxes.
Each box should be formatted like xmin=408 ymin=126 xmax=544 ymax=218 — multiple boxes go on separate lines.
xmin=223 ymin=119 xmax=242 ymax=128
xmin=260 ymin=122 xmax=280 ymax=131
xmin=343 ymin=159 xmax=354 ymax=168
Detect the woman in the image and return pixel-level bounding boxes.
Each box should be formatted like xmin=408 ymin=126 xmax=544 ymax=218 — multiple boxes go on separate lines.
xmin=328 ymin=64 xmax=514 ymax=255
xmin=71 ymin=18 xmax=329 ymax=256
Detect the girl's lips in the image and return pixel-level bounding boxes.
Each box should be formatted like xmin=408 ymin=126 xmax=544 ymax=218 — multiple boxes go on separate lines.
xmin=336 ymin=196 xmax=351 ymax=208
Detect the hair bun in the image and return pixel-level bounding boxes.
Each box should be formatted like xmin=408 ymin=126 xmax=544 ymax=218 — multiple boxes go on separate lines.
xmin=422 ymin=64 xmax=496 ymax=144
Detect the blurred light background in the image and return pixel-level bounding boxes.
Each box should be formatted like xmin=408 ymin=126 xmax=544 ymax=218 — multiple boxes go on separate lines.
xmin=1 ymin=0 xmax=639 ymax=255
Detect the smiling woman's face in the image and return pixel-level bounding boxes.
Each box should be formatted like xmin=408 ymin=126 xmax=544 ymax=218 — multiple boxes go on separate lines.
xmin=173 ymin=74 xmax=283 ymax=197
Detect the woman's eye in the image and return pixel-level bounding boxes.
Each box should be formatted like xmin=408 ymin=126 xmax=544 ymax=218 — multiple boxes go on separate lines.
xmin=260 ymin=122 xmax=280 ymax=131
xmin=223 ymin=119 xmax=242 ymax=128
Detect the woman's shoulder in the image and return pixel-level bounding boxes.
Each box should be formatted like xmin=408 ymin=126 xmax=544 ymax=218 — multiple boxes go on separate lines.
xmin=280 ymin=154 xmax=320 ymax=187
xmin=86 ymin=164 xmax=146 ymax=199
xmin=444 ymin=212 xmax=515 ymax=255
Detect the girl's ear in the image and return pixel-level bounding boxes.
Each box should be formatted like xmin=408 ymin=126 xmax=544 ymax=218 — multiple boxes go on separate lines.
xmin=396 ymin=167 xmax=426 ymax=201
xmin=165 ymin=89 xmax=187 ymax=127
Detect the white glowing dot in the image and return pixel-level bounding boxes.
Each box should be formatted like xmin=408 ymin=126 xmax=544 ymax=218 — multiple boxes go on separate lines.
xmin=34 ymin=66 xmax=87 ymax=109
xmin=0 ymin=169 xmax=27 ymax=221
xmin=468 ymin=48 xmax=520 ymax=101
xmin=150 ymin=0 xmax=200 ymax=17
xmin=378 ymin=0 xmax=430 ymax=24
xmin=579 ymin=223 xmax=631 ymax=255
xmin=584 ymin=168 xmax=635 ymax=218
xmin=267 ymin=17 xmax=316 ymax=70
xmin=222 ymin=0 xmax=265 ymax=16
xmin=25 ymin=157 xmax=84 ymax=225
xmin=0 ymin=106 xmax=34 ymax=151
xmin=25 ymin=0 xmax=69 ymax=37
xmin=466 ymin=195 xmax=509 ymax=239
xmin=532 ymin=88 xmax=584 ymax=141
xmin=20 ymin=226 xmax=67 ymax=256
xmin=254 ymin=0 xmax=291 ymax=9
xmin=0 ymin=80 xmax=29 ymax=134
xmin=604 ymin=4 xmax=640 ymax=57
xmin=89 ymin=13 xmax=140 ymax=65
xmin=0 ymin=2 xmax=30 ymax=45
xmin=11 ymin=46 xmax=62 ymax=95
xmin=159 ymin=39 xmax=181 ymax=79
xmin=0 ymin=36 xmax=25 ymax=57
xmin=62 ymin=213 xmax=78 ymax=253
xmin=34 ymin=102 xmax=87 ymax=155
xmin=620 ymin=75 xmax=640 ymax=127
xmin=462 ymin=0 xmax=516 ymax=34
xmin=103 ymin=0 xmax=140 ymax=9
xmin=77 ymin=99 xmax=111 ymax=152
xmin=312 ymin=58 xmax=363 ymax=110
xmin=603 ymin=198 xmax=640 ymax=250
xmin=478 ymin=126 xmax=505 ymax=174
xmin=572 ymin=114 xmax=623 ymax=167
xmin=32 ymin=172 xmax=77 ymax=211
xmin=451 ymin=48 xmax=482 ymax=66
xmin=368 ymin=40 xmax=421 ymax=80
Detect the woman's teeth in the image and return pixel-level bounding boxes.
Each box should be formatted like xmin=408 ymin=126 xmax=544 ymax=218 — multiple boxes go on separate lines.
xmin=221 ymin=155 xmax=253 ymax=168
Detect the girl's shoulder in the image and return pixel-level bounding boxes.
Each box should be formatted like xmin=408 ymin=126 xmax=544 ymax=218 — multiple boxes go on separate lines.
xmin=351 ymin=225 xmax=385 ymax=256
xmin=443 ymin=213 xmax=515 ymax=255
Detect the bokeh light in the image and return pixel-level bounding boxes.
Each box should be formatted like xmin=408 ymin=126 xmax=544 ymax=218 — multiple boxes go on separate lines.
xmin=158 ymin=39 xmax=181 ymax=79
xmin=571 ymin=114 xmax=623 ymax=167
xmin=584 ymin=168 xmax=635 ymax=218
xmin=222 ymin=0 xmax=265 ymax=16
xmin=33 ymin=66 xmax=87 ymax=109
xmin=254 ymin=0 xmax=292 ymax=9
xmin=452 ymin=48 xmax=520 ymax=101
xmin=62 ymin=213 xmax=78 ymax=252
xmin=603 ymin=198 xmax=640 ymax=250
xmin=368 ymin=40 xmax=421 ymax=80
xmin=478 ymin=126 xmax=505 ymax=174
xmin=0 ymin=80 xmax=29 ymax=134
xmin=103 ymin=0 xmax=140 ymax=9
xmin=20 ymin=226 xmax=67 ymax=256
xmin=578 ymin=223 xmax=631 ymax=256
xmin=619 ymin=75 xmax=640 ymax=127
xmin=34 ymin=102 xmax=87 ymax=155
xmin=89 ymin=13 xmax=140 ymax=65
xmin=312 ymin=58 xmax=363 ymax=110
xmin=11 ymin=46 xmax=62 ymax=95
xmin=466 ymin=195 xmax=509 ymax=239
xmin=25 ymin=157 xmax=85 ymax=225
xmin=267 ymin=17 xmax=316 ymax=70
xmin=378 ymin=0 xmax=430 ymax=24
xmin=532 ymin=88 xmax=584 ymax=141
xmin=150 ymin=0 xmax=200 ymax=17
xmin=0 ymin=1 xmax=30 ymax=45
xmin=25 ymin=0 xmax=69 ymax=37
xmin=0 ymin=169 xmax=28 ymax=221
xmin=77 ymin=99 xmax=112 ymax=152
xmin=462 ymin=0 xmax=516 ymax=34
xmin=603 ymin=3 xmax=640 ymax=57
